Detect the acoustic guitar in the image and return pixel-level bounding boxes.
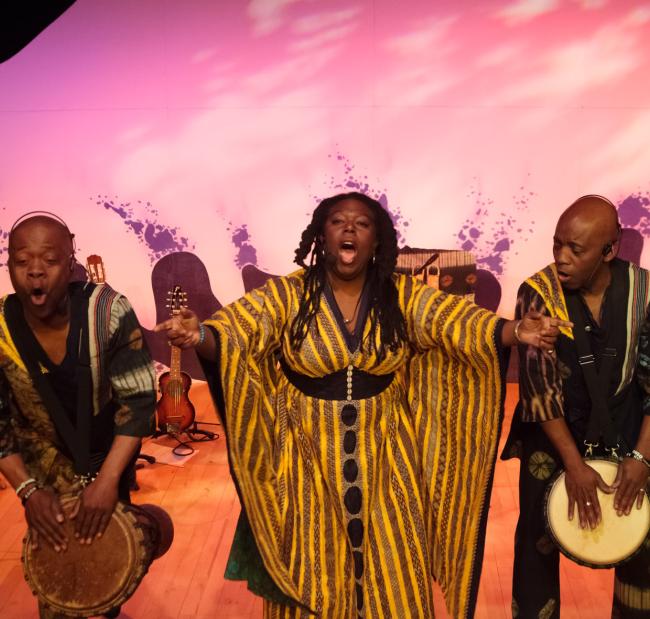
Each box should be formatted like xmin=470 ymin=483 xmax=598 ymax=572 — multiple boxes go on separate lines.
xmin=156 ymin=285 xmax=196 ymax=434
xmin=86 ymin=254 xmax=106 ymax=285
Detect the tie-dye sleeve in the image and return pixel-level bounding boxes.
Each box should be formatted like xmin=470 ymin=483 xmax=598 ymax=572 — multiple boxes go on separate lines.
xmin=107 ymin=296 xmax=157 ymax=437
xmin=0 ymin=371 xmax=18 ymax=459
xmin=636 ymin=308 xmax=650 ymax=416
xmin=516 ymin=282 xmax=565 ymax=422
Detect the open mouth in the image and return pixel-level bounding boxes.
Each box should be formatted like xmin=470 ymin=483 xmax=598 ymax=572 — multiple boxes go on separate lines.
xmin=556 ymin=269 xmax=570 ymax=282
xmin=30 ymin=287 xmax=47 ymax=306
xmin=339 ymin=241 xmax=357 ymax=265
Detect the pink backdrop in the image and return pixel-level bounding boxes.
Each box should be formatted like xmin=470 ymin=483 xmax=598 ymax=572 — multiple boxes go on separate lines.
xmin=2 ymin=0 xmax=650 ymax=327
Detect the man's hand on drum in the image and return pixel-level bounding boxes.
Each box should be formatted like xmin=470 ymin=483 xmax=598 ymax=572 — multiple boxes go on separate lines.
xmin=69 ymin=476 xmax=119 ymax=544
xmin=154 ymin=308 xmax=201 ymax=349
xmin=517 ymin=311 xmax=572 ymax=353
xmin=612 ymin=458 xmax=649 ymax=517
xmin=565 ymin=461 xmax=613 ymax=529
xmin=24 ymin=488 xmax=67 ymax=551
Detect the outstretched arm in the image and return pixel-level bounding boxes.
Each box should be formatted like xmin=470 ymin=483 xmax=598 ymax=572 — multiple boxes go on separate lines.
xmin=501 ymin=312 xmax=572 ymax=350
xmin=154 ymin=307 xmax=218 ymax=359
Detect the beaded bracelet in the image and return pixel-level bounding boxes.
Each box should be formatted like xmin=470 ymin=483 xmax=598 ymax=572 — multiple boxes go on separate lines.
xmin=627 ymin=449 xmax=650 ymax=469
xmin=20 ymin=484 xmax=40 ymax=506
xmin=15 ymin=478 xmax=37 ymax=497
xmin=197 ymin=322 xmax=206 ymax=346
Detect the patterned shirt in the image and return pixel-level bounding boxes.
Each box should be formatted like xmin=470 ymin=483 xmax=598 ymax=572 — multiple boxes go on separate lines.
xmin=517 ymin=259 xmax=650 ymax=447
xmin=0 ymin=282 xmax=156 ymax=490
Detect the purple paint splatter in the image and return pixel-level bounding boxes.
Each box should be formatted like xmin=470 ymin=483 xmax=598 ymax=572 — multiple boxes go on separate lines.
xmin=221 ymin=151 xmax=411 ymax=270
xmin=457 ymin=182 xmax=535 ymax=275
xmin=228 ymin=224 xmax=258 ymax=268
xmin=0 ymin=206 xmax=9 ymax=267
xmin=618 ymin=192 xmax=650 ymax=234
xmin=314 ymin=151 xmax=410 ymax=244
xmin=0 ymin=233 xmax=8 ymax=267
xmin=94 ymin=195 xmax=193 ymax=263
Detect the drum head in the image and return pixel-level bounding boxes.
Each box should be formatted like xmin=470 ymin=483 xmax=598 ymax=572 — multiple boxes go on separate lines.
xmin=546 ymin=459 xmax=650 ymax=568
xmin=22 ymin=498 xmax=149 ymax=617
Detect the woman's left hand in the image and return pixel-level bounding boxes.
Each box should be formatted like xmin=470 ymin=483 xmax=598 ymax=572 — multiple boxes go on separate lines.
xmin=154 ymin=308 xmax=202 ymax=349
xmin=517 ymin=310 xmax=572 ymax=351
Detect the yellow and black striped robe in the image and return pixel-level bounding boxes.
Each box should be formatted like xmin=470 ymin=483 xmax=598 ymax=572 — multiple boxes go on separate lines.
xmin=204 ymin=271 xmax=505 ymax=618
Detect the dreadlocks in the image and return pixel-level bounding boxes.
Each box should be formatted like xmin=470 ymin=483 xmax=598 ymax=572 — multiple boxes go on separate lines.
xmin=289 ymin=192 xmax=407 ymax=361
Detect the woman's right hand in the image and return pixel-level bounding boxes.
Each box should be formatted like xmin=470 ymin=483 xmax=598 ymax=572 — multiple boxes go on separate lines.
xmin=564 ymin=461 xmax=613 ymax=529
xmin=154 ymin=308 xmax=201 ymax=349
xmin=25 ymin=488 xmax=67 ymax=551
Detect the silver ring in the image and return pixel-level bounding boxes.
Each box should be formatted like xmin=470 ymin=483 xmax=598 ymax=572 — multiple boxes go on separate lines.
xmin=585 ymin=501 xmax=592 ymax=506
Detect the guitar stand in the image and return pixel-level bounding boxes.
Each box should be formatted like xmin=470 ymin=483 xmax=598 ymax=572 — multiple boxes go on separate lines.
xmin=183 ymin=421 xmax=218 ymax=440
xmin=131 ymin=452 xmax=157 ymax=491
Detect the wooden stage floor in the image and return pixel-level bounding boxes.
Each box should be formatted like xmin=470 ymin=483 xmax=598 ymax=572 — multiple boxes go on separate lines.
xmin=0 ymin=384 xmax=613 ymax=618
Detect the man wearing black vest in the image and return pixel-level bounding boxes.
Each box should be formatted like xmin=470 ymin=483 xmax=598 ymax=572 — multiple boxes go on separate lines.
xmin=0 ymin=213 xmax=156 ymax=618
xmin=503 ymin=195 xmax=650 ymax=618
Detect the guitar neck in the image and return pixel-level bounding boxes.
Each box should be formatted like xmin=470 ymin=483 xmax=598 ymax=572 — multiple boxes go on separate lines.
xmin=169 ymin=344 xmax=182 ymax=379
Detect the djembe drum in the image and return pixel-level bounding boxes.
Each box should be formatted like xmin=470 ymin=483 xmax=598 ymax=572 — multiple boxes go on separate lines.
xmin=22 ymin=497 xmax=173 ymax=617
xmin=545 ymin=459 xmax=650 ymax=568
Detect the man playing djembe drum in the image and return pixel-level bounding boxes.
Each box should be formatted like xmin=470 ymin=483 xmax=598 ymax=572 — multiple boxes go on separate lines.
xmin=0 ymin=213 xmax=157 ymax=618
xmin=503 ymin=195 xmax=650 ymax=618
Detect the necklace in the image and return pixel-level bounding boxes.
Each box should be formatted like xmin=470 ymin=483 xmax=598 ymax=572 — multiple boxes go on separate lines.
xmin=343 ymin=293 xmax=363 ymax=325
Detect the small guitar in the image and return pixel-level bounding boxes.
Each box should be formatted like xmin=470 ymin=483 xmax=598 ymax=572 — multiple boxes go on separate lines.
xmin=86 ymin=254 xmax=106 ymax=284
xmin=156 ymin=285 xmax=196 ymax=434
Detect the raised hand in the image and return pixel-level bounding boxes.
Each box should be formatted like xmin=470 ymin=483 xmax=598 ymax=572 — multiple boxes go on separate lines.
xmin=517 ymin=310 xmax=572 ymax=351
xmin=154 ymin=307 xmax=201 ymax=349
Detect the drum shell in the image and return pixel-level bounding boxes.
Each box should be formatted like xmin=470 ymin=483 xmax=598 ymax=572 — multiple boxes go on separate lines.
xmin=545 ymin=458 xmax=650 ymax=569
xmin=136 ymin=503 xmax=174 ymax=560
xmin=22 ymin=497 xmax=173 ymax=617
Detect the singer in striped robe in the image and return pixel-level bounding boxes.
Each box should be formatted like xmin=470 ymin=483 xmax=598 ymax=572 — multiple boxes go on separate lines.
xmin=156 ymin=192 xmax=566 ymax=619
